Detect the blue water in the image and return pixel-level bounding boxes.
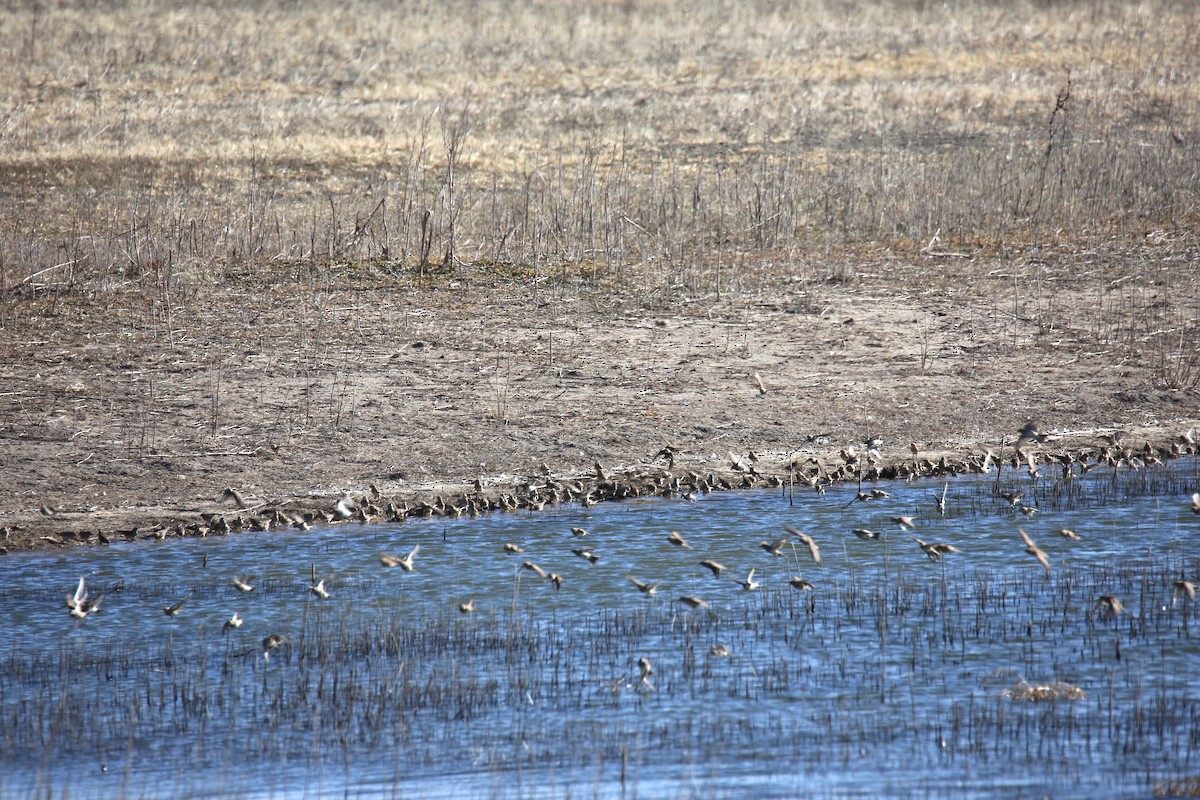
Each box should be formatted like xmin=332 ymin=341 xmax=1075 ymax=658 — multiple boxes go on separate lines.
xmin=2 ymin=460 xmax=1198 ymax=798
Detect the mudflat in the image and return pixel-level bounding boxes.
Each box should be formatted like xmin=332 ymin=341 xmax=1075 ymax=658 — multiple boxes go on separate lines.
xmin=1 ymin=1 xmax=1197 ymax=551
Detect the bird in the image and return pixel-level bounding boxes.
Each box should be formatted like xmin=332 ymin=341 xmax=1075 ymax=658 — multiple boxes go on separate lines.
xmin=783 ymin=526 xmax=821 ymax=563
xmin=626 ymin=576 xmax=661 ymax=595
xmin=753 ymin=372 xmax=767 ymax=395
xmin=709 ymin=643 xmax=731 ymax=657
xmin=262 ymin=634 xmax=286 ymax=661
xmin=163 ymin=597 xmax=188 ymax=616
xmin=223 ymin=612 xmax=243 ymax=633
xmin=667 ymin=530 xmax=692 ymax=549
xmin=789 ymin=576 xmax=815 ymax=591
xmin=638 ymin=656 xmax=653 ymax=685
xmin=870 ymin=488 xmax=890 ymax=500
xmin=1019 ymin=505 xmax=1038 ymax=517
xmin=998 ymin=489 xmax=1024 ymax=507
xmin=503 ymin=543 xmax=524 ymax=554
xmin=571 ymin=547 xmax=600 ymax=564
xmin=678 ymin=595 xmax=709 ymax=610
xmin=1018 ymin=528 xmax=1051 ymax=572
xmin=458 ymin=599 xmax=476 ymax=614
xmin=309 ymin=579 xmax=330 ymax=600
xmin=851 ymin=529 xmax=881 ymax=541
xmin=66 ymin=577 xmax=88 ymax=615
xmin=699 ymin=559 xmax=726 ymax=578
xmin=521 ymin=561 xmax=548 ymax=580
xmin=891 ymin=516 xmax=916 ymax=531
xmin=220 ymin=487 xmax=249 ymax=509
xmin=1095 ymin=595 xmax=1124 ymax=619
xmin=759 ymin=537 xmax=789 ymax=556
xmin=380 ymin=545 xmax=419 ymax=572
xmin=1191 ymin=493 xmax=1200 ymax=515
xmin=570 ymin=527 xmax=589 ymax=538
xmin=547 ymin=573 xmax=564 ymax=591
xmin=1172 ymin=580 xmax=1196 ymax=606
xmin=936 ymin=484 xmax=948 ymax=516
xmin=1057 ymin=529 xmax=1080 ymax=541
xmin=734 ymin=568 xmax=760 ymax=591
xmin=1017 ymin=421 xmax=1048 ymax=449
xmin=910 ymin=535 xmax=958 ymax=563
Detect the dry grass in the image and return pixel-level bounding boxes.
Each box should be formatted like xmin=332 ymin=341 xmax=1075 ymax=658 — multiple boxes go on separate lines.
xmin=2 ymin=0 xmax=1198 ymax=299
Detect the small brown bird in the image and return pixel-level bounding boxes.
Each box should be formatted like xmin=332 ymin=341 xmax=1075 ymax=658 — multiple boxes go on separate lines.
xmin=1058 ymin=529 xmax=1080 ymax=541
xmin=910 ymin=535 xmax=958 ymax=563
xmin=233 ymin=576 xmax=254 ymax=592
xmin=667 ymin=530 xmax=692 ymax=549
xmin=309 ymin=579 xmax=330 ymax=600
xmin=1191 ymin=493 xmax=1200 ymax=515
xmin=759 ymin=537 xmax=789 ymax=556
xmin=851 ymin=529 xmax=881 ymax=541
xmin=679 ymin=595 xmax=709 ymax=610
xmin=547 ymin=573 xmax=564 ymax=590
xmin=753 ymin=372 xmax=767 ymax=395
xmin=891 ymin=516 xmax=917 ymax=531
xmin=521 ymin=561 xmax=549 ymax=580
xmin=626 ymin=576 xmax=661 ymax=595
xmin=789 ymin=576 xmax=815 ymax=591
xmin=936 ymin=484 xmax=948 ymax=516
xmin=223 ymin=612 xmax=243 ymax=633
xmin=699 ymin=559 xmax=726 ymax=578
xmin=571 ymin=547 xmax=600 ymax=564
xmin=458 ymin=599 xmax=476 ymax=614
xmin=380 ymin=545 xmax=419 ymax=572
xmin=1172 ymin=580 xmax=1197 ymax=606
xmin=1095 ymin=594 xmax=1124 ymax=619
xmin=1018 ymin=528 xmax=1051 ymax=572
xmin=709 ymin=643 xmax=731 ymax=657
xmin=503 ymin=543 xmax=524 ymax=554
xmin=570 ymin=527 xmax=589 ymax=538
xmin=870 ymin=488 xmax=890 ymax=500
xmin=784 ymin=526 xmax=821 ymax=563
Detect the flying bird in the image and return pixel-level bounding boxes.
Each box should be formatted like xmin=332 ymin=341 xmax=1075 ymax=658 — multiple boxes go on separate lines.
xmin=503 ymin=543 xmax=524 ymax=554
xmin=232 ymin=576 xmax=254 ymax=592
xmin=163 ymin=597 xmax=188 ymax=616
xmin=783 ymin=526 xmax=821 ymax=563
xmin=734 ymin=568 xmax=760 ymax=591
xmin=458 ymin=599 xmax=476 ymax=614
xmin=570 ymin=527 xmax=589 ymax=537
xmin=638 ymin=656 xmax=654 ymax=685
xmin=1095 ymin=594 xmax=1124 ymax=619
xmin=223 ymin=612 xmax=243 ymax=633
xmin=262 ymin=634 xmax=286 ymax=661
xmin=699 ymin=559 xmax=726 ymax=578
xmin=521 ymin=561 xmax=548 ymax=580
xmin=309 ymin=579 xmax=330 ymax=600
xmin=851 ymin=529 xmax=881 ymax=541
xmin=1172 ymin=580 xmax=1196 ymax=606
xmin=678 ymin=596 xmax=709 ymax=610
xmin=380 ymin=545 xmax=419 ymax=572
xmin=789 ymin=576 xmax=815 ymax=591
xmin=891 ymin=516 xmax=916 ymax=531
xmin=571 ymin=547 xmax=600 ymax=564
xmin=1057 ymin=529 xmax=1080 ymax=541
xmin=1018 ymin=528 xmax=1051 ymax=572
xmin=910 ymin=535 xmax=959 ymax=563
xmin=1191 ymin=493 xmax=1200 ymax=515
xmin=709 ymin=643 xmax=731 ymax=657
xmin=667 ymin=530 xmax=692 ymax=549
xmin=759 ymin=537 xmax=789 ymax=556
xmin=626 ymin=576 xmax=661 ymax=595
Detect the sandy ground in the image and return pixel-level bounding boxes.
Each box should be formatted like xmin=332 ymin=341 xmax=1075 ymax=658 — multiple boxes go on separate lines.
xmin=1 ymin=242 xmax=1197 ymax=552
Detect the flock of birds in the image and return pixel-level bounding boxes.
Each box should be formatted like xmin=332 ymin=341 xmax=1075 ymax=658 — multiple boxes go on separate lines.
xmin=60 ymin=423 xmax=1200 ymax=663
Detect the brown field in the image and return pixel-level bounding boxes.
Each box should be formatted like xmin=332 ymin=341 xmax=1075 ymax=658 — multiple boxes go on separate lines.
xmin=1 ymin=0 xmax=1197 ymax=550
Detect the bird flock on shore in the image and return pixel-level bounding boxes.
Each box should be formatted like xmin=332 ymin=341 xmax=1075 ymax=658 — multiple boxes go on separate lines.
xmin=59 ymin=424 xmax=1200 ymax=661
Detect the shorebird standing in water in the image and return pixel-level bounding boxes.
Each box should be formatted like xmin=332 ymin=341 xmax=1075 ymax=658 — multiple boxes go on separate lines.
xmin=784 ymin=526 xmax=821 ymax=564
xmin=1018 ymin=529 xmax=1051 ymax=572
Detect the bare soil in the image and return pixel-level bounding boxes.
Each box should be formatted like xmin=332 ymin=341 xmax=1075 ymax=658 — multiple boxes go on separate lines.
xmin=2 ymin=240 xmax=1197 ymax=552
